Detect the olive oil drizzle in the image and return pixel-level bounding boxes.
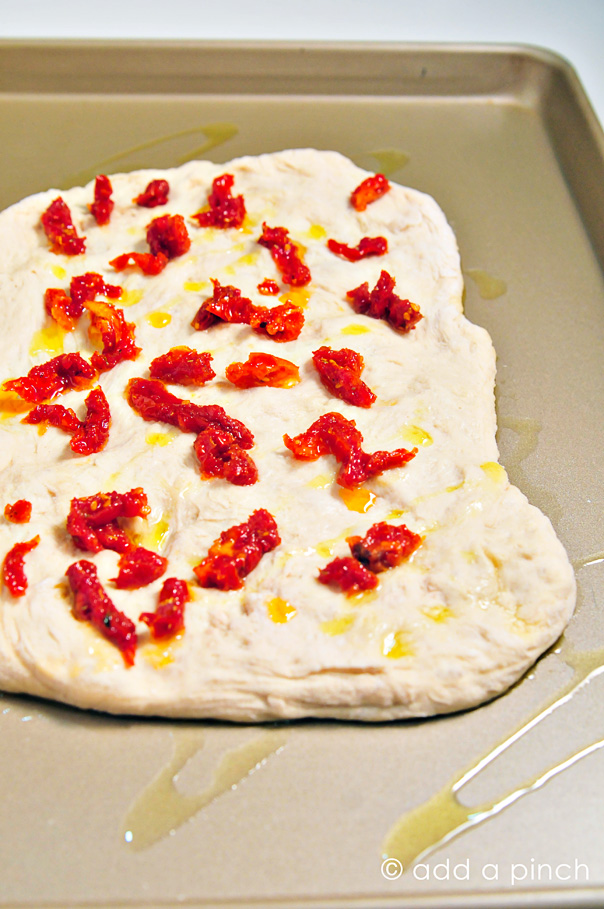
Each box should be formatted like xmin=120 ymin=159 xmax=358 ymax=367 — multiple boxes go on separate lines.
xmin=383 ymin=639 xmax=604 ymax=869
xmin=122 ymin=728 xmax=287 ymax=851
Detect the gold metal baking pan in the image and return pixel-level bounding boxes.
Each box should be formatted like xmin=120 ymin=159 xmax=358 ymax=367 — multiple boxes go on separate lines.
xmin=0 ymin=40 xmax=603 ymax=909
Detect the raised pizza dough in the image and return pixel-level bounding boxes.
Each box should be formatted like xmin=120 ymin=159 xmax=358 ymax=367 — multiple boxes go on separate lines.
xmin=0 ymin=149 xmax=575 ymax=720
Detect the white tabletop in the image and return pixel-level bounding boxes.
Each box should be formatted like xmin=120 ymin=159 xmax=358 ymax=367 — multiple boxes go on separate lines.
xmin=2 ymin=0 xmax=604 ymax=128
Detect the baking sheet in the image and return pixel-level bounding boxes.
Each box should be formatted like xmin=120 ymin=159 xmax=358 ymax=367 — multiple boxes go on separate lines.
xmin=0 ymin=40 xmax=604 ymax=908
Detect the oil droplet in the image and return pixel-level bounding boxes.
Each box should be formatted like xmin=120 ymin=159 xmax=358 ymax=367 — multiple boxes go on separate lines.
xmin=401 ymin=425 xmax=433 ymax=447
xmin=423 ymin=604 xmax=453 ymax=623
xmin=146 ymin=312 xmax=172 ymax=328
xmin=446 ymin=482 xmax=464 ymax=493
xmin=321 ymin=615 xmax=355 ymax=636
xmin=140 ymin=637 xmax=182 ymax=669
xmin=145 ymin=432 xmax=175 ymax=448
xmin=138 ymin=517 xmax=170 ymax=553
xmin=120 ymin=288 xmax=144 ymax=308
xmin=279 ymin=288 xmax=311 ymax=310
xmin=267 ymin=597 xmax=297 ymax=624
xmin=349 ymin=587 xmax=379 ymax=606
xmin=480 ymin=461 xmax=507 ymax=483
xmin=0 ymin=390 xmax=31 ymax=418
xmin=29 ymin=322 xmax=65 ymax=356
xmin=386 ymin=509 xmax=406 ymax=520
xmin=307 ymin=224 xmax=327 ymax=240
xmin=369 ymin=148 xmax=410 ymax=177
xmin=341 ymin=324 xmax=370 ymax=336
xmin=237 ymin=251 xmax=260 ymax=268
xmin=465 ymin=269 xmax=507 ymax=300
xmin=339 ymin=487 xmax=376 ymax=513
xmin=382 ymin=631 xmax=413 ymax=658
xmin=184 ymin=281 xmax=208 ymax=293
xmin=51 ymin=264 xmax=66 ymax=280
xmin=307 ymin=474 xmax=333 ymax=489
xmin=315 ymin=529 xmax=353 ymax=559
xmin=121 ymin=728 xmax=287 ymax=851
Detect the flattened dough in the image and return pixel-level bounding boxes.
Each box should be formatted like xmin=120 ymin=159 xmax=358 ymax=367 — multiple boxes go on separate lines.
xmin=0 ymin=150 xmax=575 ymax=720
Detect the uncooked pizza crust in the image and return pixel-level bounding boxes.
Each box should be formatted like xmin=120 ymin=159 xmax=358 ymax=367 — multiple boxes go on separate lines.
xmin=0 ymin=149 xmax=575 ymax=720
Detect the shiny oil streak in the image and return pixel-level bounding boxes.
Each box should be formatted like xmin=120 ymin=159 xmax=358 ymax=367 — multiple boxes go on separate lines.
xmin=383 ymin=637 xmax=604 ymax=868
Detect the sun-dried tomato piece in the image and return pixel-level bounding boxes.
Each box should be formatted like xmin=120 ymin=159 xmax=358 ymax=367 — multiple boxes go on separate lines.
xmin=317 ymin=556 xmax=378 ymax=596
xmin=67 ymin=488 xmax=150 ymax=555
xmin=258 ymin=223 xmax=311 ymax=287
xmin=284 ymin=411 xmax=416 ymax=488
xmin=193 ymin=509 xmax=280 ymax=591
xmin=191 ymin=280 xmax=305 ymax=342
xmin=111 ymin=546 xmax=168 ymax=590
xmin=4 ymin=353 xmax=97 ymax=404
xmin=4 ymin=500 xmax=32 ymax=524
xmin=192 ymin=173 xmax=246 ymax=229
xmin=312 ymin=346 xmax=376 ymax=408
xmin=193 ymin=426 xmax=258 ymax=486
xmin=2 ymin=536 xmax=40 ymax=597
xmin=134 ymin=179 xmax=170 ymax=208
xmin=23 ymin=387 xmax=110 ymax=455
xmin=44 ymin=273 xmax=122 ymax=332
xmin=347 ymin=522 xmax=422 ymax=573
xmin=85 ymin=299 xmax=140 ymax=373
xmin=257 ymin=278 xmax=280 ymax=296
xmin=350 ymin=174 xmax=390 ymax=212
xmin=149 ymin=347 xmax=216 ymax=387
xmin=71 ymin=387 xmax=111 ymax=455
xmin=252 ymin=301 xmax=304 ymax=342
xmin=67 ymin=559 xmax=137 ymax=666
xmin=347 ymin=269 xmax=423 ymax=333
xmin=44 ymin=288 xmax=80 ymax=331
xmin=109 ymin=251 xmax=169 ymax=276
xmin=327 ymin=236 xmax=388 ymax=262
xmin=89 ymin=175 xmax=114 ymax=226
xmin=147 ymin=214 xmax=190 ymax=259
xmin=126 ymin=377 xmax=254 ymax=448
xmin=139 ymin=577 xmax=190 ymax=640
xmin=226 ymin=352 xmax=300 ymax=389
xmin=41 ymin=197 xmax=86 ymax=256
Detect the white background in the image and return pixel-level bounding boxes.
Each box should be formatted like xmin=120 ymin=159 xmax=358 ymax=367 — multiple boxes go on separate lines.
xmin=1 ymin=0 xmax=604 ymax=127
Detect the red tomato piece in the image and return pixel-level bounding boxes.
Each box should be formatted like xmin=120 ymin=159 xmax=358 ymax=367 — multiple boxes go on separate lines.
xmin=89 ymin=175 xmax=114 ymax=226
xmin=149 ymin=347 xmax=216 ymax=387
xmin=139 ymin=577 xmax=190 ymax=641
xmin=251 ymin=301 xmax=304 ymax=343
xmin=23 ymin=387 xmax=110 ymax=455
xmin=40 ymin=197 xmax=86 ymax=256
xmin=317 ymin=556 xmax=378 ymax=596
xmin=347 ymin=522 xmax=422 ymax=573
xmin=350 ymin=174 xmax=390 ymax=212
xmin=85 ymin=299 xmax=140 ymax=372
xmin=126 ymin=377 xmax=254 ymax=449
xmin=147 ymin=214 xmax=190 ymax=259
xmin=191 ymin=280 xmax=304 ymax=342
xmin=257 ymin=278 xmax=280 ymax=296
xmin=3 ymin=353 xmax=97 ymax=404
xmin=2 ymin=536 xmax=40 ymax=597
xmin=193 ymin=509 xmax=280 ymax=591
xmin=347 ymin=269 xmax=423 ymax=333
xmin=134 ymin=179 xmax=170 ymax=208
xmin=66 ymin=488 xmax=150 ymax=554
xmin=225 ymin=352 xmax=300 ymax=389
xmin=3 ymin=500 xmax=32 ymax=524
xmin=258 ymin=223 xmax=311 ymax=286
xmin=193 ymin=426 xmax=258 ymax=486
xmin=109 ymin=251 xmax=169 ymax=276
xmin=284 ymin=411 xmax=416 ymax=488
xmin=327 ymin=236 xmax=388 ymax=262
xmin=67 ymin=559 xmax=137 ymax=666
xmin=312 ymin=346 xmax=376 ymax=408
xmin=192 ymin=174 xmax=246 ymax=229
xmin=70 ymin=272 xmax=122 ymax=308
xmin=111 ymin=546 xmax=168 ymax=590
xmin=44 ymin=288 xmax=81 ymax=331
